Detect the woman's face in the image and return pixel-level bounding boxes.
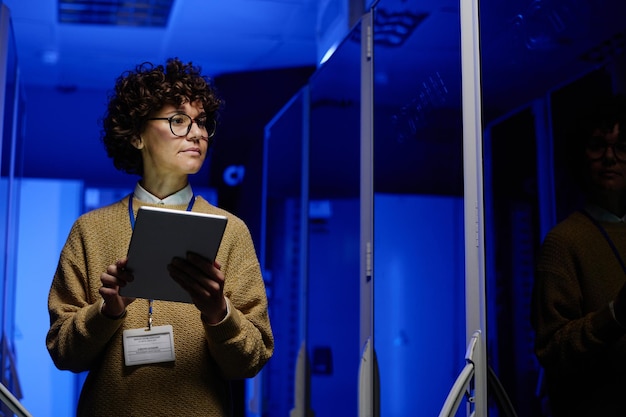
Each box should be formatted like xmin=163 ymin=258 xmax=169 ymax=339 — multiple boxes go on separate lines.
xmin=586 ymin=123 xmax=626 ymax=192
xmin=137 ymin=100 xmax=209 ymax=180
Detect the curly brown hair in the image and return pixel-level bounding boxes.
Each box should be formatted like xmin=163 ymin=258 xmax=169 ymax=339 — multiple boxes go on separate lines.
xmin=564 ymin=93 xmax=626 ymax=190
xmin=101 ymin=58 xmax=223 ymax=176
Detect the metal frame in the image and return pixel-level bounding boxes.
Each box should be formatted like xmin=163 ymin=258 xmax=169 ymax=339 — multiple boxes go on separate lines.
xmin=460 ymin=0 xmax=488 ymax=415
xmin=358 ymin=9 xmax=379 ymax=417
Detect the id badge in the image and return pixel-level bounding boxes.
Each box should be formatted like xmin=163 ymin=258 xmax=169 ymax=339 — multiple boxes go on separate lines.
xmin=123 ymin=325 xmax=176 ymax=366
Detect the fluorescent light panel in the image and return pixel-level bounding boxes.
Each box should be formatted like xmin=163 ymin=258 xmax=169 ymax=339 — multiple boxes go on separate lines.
xmin=58 ymin=0 xmax=175 ymax=27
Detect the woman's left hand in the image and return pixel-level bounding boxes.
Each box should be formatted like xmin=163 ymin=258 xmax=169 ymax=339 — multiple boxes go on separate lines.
xmin=168 ymin=253 xmax=227 ymax=324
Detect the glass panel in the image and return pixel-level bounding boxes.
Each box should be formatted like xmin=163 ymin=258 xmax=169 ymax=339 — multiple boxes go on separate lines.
xmin=371 ymin=0 xmax=466 ymax=415
xmin=0 ymin=8 xmax=13 ymax=351
xmin=1 ymin=4 xmax=26 ymax=398
xmin=262 ymin=90 xmax=306 ymax=416
xmin=483 ymin=106 xmax=540 ymax=416
xmin=480 ymin=0 xmax=626 ymax=416
xmin=307 ymin=20 xmax=362 ymax=417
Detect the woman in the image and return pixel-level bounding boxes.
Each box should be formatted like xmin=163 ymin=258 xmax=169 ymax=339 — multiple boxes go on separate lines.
xmin=532 ymin=94 xmax=626 ymax=416
xmin=46 ymin=58 xmax=274 ymax=416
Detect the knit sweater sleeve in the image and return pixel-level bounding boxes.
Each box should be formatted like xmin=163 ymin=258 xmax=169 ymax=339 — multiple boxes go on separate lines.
xmin=532 ymin=217 xmax=626 ymax=374
xmin=46 ymin=211 xmax=127 ymax=373
xmin=202 ymin=215 xmax=274 ymax=379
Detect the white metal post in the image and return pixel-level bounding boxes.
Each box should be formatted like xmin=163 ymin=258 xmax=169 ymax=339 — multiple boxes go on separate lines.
xmin=460 ymin=0 xmax=488 ymax=415
xmin=358 ymin=9 xmax=378 ymax=417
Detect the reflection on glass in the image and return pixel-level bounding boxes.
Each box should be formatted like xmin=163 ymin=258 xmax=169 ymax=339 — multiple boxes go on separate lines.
xmin=372 ymin=0 xmax=466 ymax=415
xmin=484 ymin=107 xmax=541 ymax=416
xmin=307 ymin=20 xmax=362 ymax=416
xmin=481 ymin=0 xmax=626 ymax=415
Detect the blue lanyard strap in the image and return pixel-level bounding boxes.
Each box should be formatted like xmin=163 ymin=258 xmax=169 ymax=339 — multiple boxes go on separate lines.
xmin=128 ymin=192 xmax=196 ymax=229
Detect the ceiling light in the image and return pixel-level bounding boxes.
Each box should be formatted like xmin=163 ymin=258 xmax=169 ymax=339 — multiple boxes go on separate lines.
xmin=58 ymin=0 xmax=175 ymax=27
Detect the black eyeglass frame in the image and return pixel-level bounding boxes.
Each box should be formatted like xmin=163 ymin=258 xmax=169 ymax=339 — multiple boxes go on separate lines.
xmin=147 ymin=113 xmax=217 ymax=138
xmin=585 ymin=141 xmax=626 ymax=162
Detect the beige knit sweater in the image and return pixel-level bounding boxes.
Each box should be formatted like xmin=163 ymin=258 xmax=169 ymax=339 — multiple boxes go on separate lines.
xmin=532 ymin=210 xmax=626 ymax=416
xmin=46 ymin=195 xmax=274 ymax=416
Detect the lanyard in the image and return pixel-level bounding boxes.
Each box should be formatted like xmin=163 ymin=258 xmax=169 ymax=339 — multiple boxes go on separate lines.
xmin=128 ymin=192 xmax=196 ymax=329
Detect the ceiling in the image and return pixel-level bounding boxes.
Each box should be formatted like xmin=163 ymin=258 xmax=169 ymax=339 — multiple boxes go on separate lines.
xmin=3 ymin=0 xmax=626 ymax=202
xmin=4 ymin=0 xmax=625 ymax=118
xmin=1 ymin=0 xmax=322 ymax=89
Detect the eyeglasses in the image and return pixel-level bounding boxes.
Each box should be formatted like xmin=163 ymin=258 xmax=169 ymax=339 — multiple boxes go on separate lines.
xmin=147 ymin=113 xmax=216 ymax=138
xmin=585 ymin=138 xmax=626 ymax=162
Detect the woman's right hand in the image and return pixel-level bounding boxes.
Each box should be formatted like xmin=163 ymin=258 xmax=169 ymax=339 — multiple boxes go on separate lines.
xmin=99 ymin=257 xmax=136 ymax=318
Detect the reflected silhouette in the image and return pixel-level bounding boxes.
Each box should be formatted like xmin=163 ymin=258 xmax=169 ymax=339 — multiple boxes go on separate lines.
xmin=481 ymin=0 xmax=626 ymax=415
xmin=532 ymin=94 xmax=626 ymax=417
